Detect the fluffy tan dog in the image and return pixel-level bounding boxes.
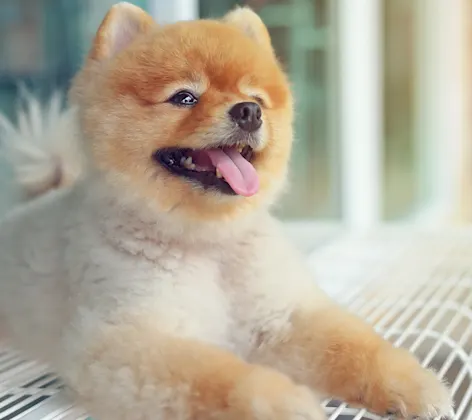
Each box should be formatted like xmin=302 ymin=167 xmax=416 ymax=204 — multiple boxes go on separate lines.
xmin=0 ymin=3 xmax=452 ymax=419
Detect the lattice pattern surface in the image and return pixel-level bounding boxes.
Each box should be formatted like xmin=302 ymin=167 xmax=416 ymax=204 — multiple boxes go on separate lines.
xmin=1 ymin=227 xmax=471 ymax=419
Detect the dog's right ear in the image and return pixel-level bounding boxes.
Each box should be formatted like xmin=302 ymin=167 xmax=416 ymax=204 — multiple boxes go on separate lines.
xmin=89 ymin=2 xmax=156 ymax=61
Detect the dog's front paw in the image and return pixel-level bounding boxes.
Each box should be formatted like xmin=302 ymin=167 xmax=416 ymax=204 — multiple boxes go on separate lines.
xmin=228 ymin=366 xmax=326 ymax=420
xmin=364 ymin=346 xmax=453 ymax=419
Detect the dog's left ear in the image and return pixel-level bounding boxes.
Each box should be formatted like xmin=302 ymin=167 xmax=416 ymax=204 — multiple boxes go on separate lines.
xmin=223 ymin=7 xmax=273 ymax=53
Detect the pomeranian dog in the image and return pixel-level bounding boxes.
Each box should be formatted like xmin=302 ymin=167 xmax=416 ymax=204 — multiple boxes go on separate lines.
xmin=0 ymin=3 xmax=452 ymax=419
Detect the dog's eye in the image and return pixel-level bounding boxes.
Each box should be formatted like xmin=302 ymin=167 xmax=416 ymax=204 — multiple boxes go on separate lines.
xmin=168 ymin=91 xmax=198 ymax=107
xmin=252 ymin=95 xmax=265 ymax=107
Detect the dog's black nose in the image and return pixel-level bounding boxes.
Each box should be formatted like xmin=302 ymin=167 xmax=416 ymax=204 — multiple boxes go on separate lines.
xmin=229 ymin=102 xmax=262 ymax=132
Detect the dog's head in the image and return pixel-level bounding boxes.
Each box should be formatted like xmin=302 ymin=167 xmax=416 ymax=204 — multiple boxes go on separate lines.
xmin=71 ymin=3 xmax=293 ymax=222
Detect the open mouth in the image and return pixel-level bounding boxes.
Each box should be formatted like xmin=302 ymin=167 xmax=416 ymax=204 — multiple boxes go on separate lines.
xmin=153 ymin=145 xmax=259 ymax=197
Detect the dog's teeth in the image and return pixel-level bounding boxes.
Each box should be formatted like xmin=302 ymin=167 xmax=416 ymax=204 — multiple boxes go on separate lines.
xmin=182 ymin=156 xmax=194 ymax=169
xmin=216 ymin=168 xmax=223 ymax=178
xmin=237 ymin=145 xmax=244 ymax=153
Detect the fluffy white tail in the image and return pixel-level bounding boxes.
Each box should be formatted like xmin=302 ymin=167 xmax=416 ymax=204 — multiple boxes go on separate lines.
xmin=0 ymin=92 xmax=84 ymax=199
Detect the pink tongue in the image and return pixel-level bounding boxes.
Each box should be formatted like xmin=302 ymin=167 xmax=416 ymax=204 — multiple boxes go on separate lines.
xmin=205 ymin=148 xmax=259 ymax=197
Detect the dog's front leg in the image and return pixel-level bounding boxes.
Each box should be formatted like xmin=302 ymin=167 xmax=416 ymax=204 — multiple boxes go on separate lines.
xmin=58 ymin=318 xmax=326 ymax=420
xmin=245 ymin=235 xmax=452 ymax=419
xmin=253 ymin=302 xmax=452 ymax=418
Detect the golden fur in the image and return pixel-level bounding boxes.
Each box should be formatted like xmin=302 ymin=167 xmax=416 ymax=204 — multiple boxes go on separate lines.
xmin=70 ymin=4 xmax=292 ymax=221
